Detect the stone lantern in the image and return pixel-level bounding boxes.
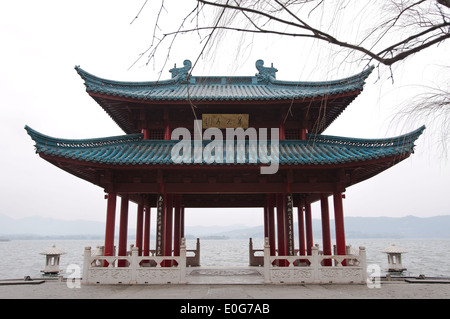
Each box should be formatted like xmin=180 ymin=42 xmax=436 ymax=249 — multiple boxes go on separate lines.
xmin=40 ymin=245 xmax=67 ymax=274
xmin=381 ymin=244 xmax=407 ymax=273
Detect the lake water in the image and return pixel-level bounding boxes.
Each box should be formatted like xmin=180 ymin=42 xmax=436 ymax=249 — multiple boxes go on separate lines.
xmin=1 ymin=238 xmax=450 ymax=279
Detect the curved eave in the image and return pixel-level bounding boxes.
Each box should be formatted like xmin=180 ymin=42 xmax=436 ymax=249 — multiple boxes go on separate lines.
xmin=26 ymin=125 xmax=424 ymax=194
xmin=25 ymin=125 xmax=424 ymax=168
xmin=75 ymin=65 xmax=373 ymax=102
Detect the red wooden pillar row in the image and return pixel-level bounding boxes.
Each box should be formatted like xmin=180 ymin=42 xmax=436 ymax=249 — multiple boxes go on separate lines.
xmin=104 ymin=193 xmax=117 ymax=263
xmin=320 ymin=194 xmax=332 ymax=266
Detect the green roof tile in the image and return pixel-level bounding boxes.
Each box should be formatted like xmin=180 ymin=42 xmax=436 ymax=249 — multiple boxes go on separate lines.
xmin=75 ymin=60 xmax=374 ymax=102
xmin=25 ymin=125 xmax=424 ymax=167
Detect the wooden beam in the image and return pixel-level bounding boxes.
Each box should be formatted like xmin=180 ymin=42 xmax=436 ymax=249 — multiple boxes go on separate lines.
xmin=113 ymin=181 xmax=338 ymax=194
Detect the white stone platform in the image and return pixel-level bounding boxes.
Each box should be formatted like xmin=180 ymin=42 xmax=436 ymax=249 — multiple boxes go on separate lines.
xmin=186 ymin=266 xmax=265 ymax=284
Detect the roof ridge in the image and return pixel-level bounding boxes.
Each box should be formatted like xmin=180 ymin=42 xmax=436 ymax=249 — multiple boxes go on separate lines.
xmin=75 ymin=63 xmax=374 ymax=89
xmin=26 ymin=125 xmax=424 ymax=150
xmin=306 ymin=125 xmax=425 ymax=148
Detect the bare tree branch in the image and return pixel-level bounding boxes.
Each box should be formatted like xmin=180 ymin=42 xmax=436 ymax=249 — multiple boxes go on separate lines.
xmin=129 ymin=0 xmax=450 ymax=153
xmin=195 ymin=0 xmax=450 ymax=66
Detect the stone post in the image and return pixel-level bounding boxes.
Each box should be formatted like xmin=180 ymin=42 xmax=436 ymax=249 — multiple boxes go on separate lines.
xmin=130 ymin=247 xmax=139 ymax=284
xmin=359 ymin=246 xmax=367 ymax=284
xmin=180 ymin=237 xmax=187 ymax=284
xmin=82 ymin=246 xmax=91 ymax=285
xmin=263 ymin=237 xmax=271 ymax=283
xmin=311 ymin=246 xmax=320 ymax=283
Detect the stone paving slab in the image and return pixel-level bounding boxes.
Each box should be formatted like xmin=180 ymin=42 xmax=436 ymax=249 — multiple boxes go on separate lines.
xmin=0 ymin=280 xmax=449 ymax=299
xmin=186 ymin=266 xmax=265 ymax=284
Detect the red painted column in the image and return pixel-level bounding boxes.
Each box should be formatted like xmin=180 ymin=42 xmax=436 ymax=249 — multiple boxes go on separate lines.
xmin=267 ymin=194 xmax=276 ymax=257
xmin=104 ymin=193 xmax=117 ymax=265
xmin=304 ymin=199 xmax=313 ymax=256
xmin=143 ymin=206 xmax=151 ymax=256
xmin=180 ymin=206 xmax=185 ymax=239
xmin=300 ymin=128 xmax=307 ymax=140
xmin=141 ymin=128 xmax=149 ymax=140
xmin=173 ymin=195 xmax=181 ymax=257
xmin=279 ymin=121 xmax=286 ymax=140
xmin=334 ymin=191 xmax=346 ymax=261
xmin=264 ymin=202 xmax=269 ymax=240
xmin=118 ymin=194 xmax=129 ymax=267
xmin=163 ymin=194 xmax=173 ymax=266
xmin=136 ymin=204 xmax=144 ymax=256
xmin=164 ymin=122 xmax=171 ymax=140
xmin=320 ymin=194 xmax=332 ymax=266
xmin=164 ymin=110 xmax=171 ymax=140
xmin=297 ymin=203 xmax=306 ymax=256
xmin=276 ymin=193 xmax=287 ymax=266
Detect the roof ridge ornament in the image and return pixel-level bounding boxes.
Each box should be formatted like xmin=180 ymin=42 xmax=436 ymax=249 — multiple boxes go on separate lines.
xmin=255 ymin=59 xmax=278 ymax=83
xmin=169 ymin=59 xmax=192 ymax=80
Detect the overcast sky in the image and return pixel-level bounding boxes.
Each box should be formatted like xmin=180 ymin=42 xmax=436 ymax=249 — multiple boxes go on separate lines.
xmin=1 ymin=1 xmax=449 ymax=229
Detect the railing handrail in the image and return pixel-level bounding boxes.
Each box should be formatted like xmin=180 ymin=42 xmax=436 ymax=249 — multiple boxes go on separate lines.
xmin=88 ymin=253 xmax=182 ymax=268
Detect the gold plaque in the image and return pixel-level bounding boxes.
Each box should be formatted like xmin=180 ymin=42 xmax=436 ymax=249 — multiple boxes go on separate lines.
xmin=202 ymin=114 xmax=249 ymax=129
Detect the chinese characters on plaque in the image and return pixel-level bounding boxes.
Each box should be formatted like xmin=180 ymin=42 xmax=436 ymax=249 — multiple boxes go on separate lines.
xmin=202 ymin=114 xmax=249 ymax=129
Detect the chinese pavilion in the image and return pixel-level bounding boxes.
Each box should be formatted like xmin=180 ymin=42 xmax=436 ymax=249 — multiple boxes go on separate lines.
xmin=26 ymin=59 xmax=424 ymax=282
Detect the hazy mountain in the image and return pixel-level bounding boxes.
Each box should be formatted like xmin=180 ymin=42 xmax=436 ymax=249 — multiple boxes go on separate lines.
xmin=1 ymin=214 xmax=449 ymax=239
xmin=188 ymin=215 xmax=450 ymax=239
xmin=0 ymin=214 xmax=105 ymax=238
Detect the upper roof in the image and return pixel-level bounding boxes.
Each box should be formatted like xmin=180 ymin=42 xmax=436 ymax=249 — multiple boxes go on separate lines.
xmin=75 ymin=59 xmax=374 ymax=103
xmin=75 ymin=60 xmax=374 ymax=134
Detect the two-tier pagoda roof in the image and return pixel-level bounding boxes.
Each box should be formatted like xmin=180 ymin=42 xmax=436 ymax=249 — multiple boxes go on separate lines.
xmin=26 ymin=59 xmax=424 ymax=207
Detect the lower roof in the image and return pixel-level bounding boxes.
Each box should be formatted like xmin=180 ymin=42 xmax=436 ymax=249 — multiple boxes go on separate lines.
xmin=25 ymin=125 xmax=424 ymax=206
xmin=25 ymin=126 xmax=424 ymax=168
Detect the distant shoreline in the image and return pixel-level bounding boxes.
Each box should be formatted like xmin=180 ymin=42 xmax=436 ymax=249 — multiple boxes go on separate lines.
xmin=2 ymin=215 xmax=450 ymax=240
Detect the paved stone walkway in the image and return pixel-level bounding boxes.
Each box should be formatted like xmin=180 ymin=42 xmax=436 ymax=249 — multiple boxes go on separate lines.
xmin=0 ymin=266 xmax=449 ymax=299
xmin=1 ymin=280 xmax=449 ymax=299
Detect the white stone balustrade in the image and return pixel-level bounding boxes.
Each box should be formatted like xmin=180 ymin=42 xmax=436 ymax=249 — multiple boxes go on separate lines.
xmin=263 ymin=238 xmax=367 ymax=284
xmin=82 ymin=237 xmax=367 ymax=285
xmin=82 ymin=239 xmax=187 ymax=285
